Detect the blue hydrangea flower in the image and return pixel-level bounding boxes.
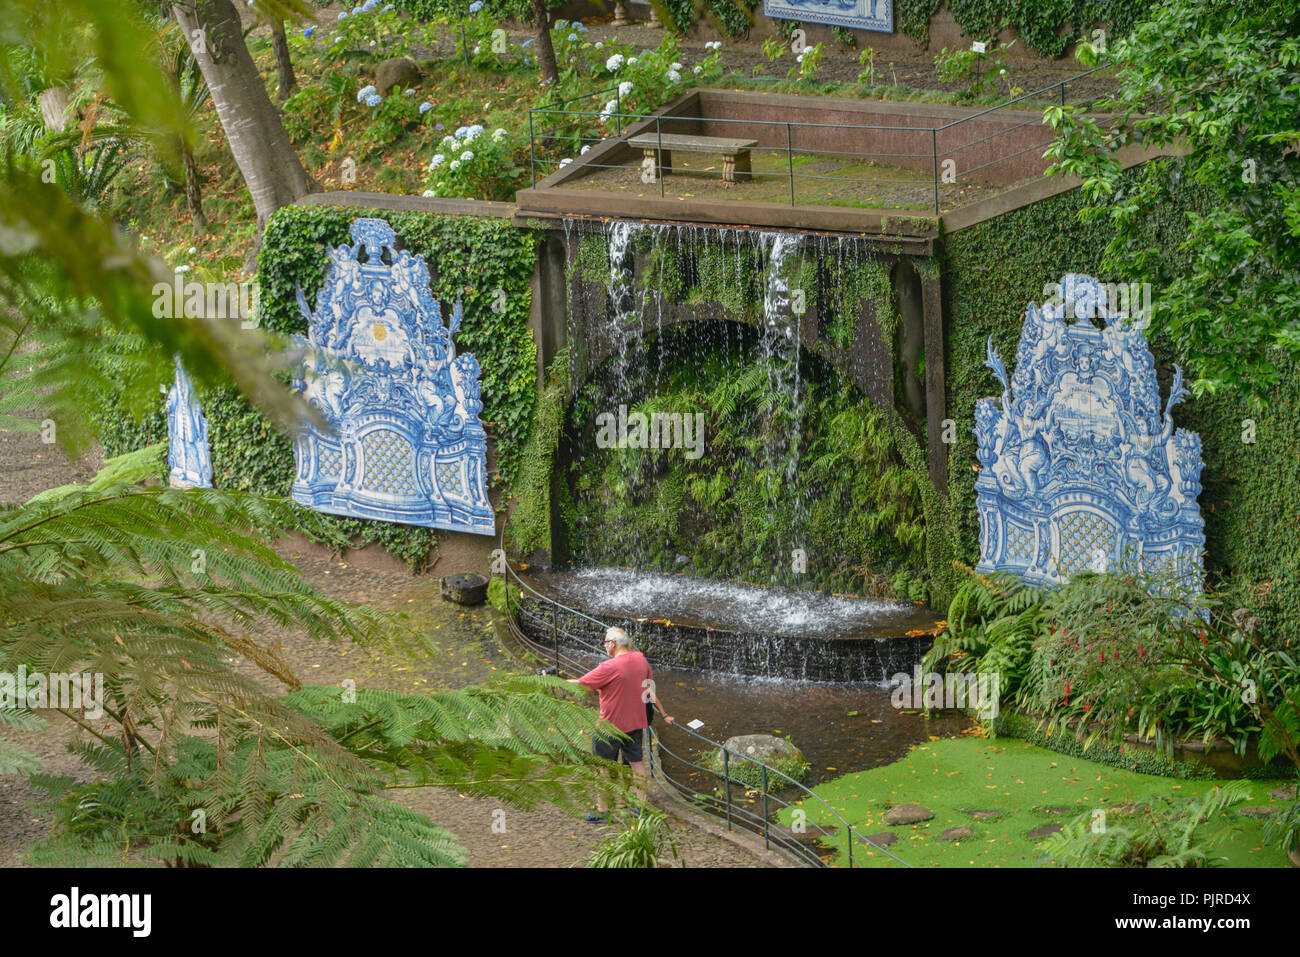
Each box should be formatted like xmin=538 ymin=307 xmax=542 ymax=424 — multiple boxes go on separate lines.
xmin=337 ymin=11 xmax=348 ymax=19
xmin=365 ymin=93 xmax=383 ymax=107
xmin=567 ymin=33 xmax=578 ymax=41
xmin=454 ymin=125 xmax=470 ymax=139
xmin=469 ymin=0 xmax=484 ymax=11
xmin=356 ymin=85 xmax=377 ymax=103
xmin=435 ymin=122 xmax=445 ymax=130
xmin=304 ymin=27 xmax=315 ymax=38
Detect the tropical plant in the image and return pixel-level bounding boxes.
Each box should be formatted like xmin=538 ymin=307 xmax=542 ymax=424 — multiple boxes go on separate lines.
xmin=1041 ymin=0 xmax=1300 ymax=400
xmin=924 ymin=568 xmax=1047 ymax=698
xmin=1038 ymin=782 xmax=1251 ymax=867
xmin=589 ymin=807 xmax=680 ymax=868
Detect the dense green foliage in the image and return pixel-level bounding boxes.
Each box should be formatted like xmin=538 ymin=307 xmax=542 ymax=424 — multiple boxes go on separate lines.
xmin=566 ymin=331 xmax=929 ymax=596
xmin=925 ymin=570 xmax=1300 ymax=793
xmin=1044 ymin=0 xmax=1300 ymax=401
xmin=898 ymin=0 xmax=1150 ymax=56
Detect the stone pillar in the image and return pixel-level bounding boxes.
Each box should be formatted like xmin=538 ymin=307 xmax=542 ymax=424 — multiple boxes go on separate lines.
xmin=612 ymin=1 xmax=631 ymax=26
xmin=921 ymin=270 xmax=948 ymax=497
xmin=528 ymin=228 xmax=570 ymax=391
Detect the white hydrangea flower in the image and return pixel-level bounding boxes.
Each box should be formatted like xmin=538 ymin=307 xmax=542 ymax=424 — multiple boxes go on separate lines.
xmin=618 ymin=80 xmax=633 ymax=97
xmin=671 ymin=62 xmax=682 ymax=71
xmin=605 ymin=53 xmax=624 ymax=72
xmin=460 ymin=150 xmax=474 ymax=161
xmin=421 ymin=189 xmax=434 ymax=197
xmin=666 ymin=69 xmax=682 ymax=82
xmin=492 ymin=128 xmax=507 ymax=140
xmin=628 ymin=56 xmax=637 ymax=64
xmin=595 ymin=41 xmax=603 ymax=49
xmin=450 ymin=160 xmax=461 ymax=171
xmin=429 ymin=154 xmax=446 ymax=169
xmin=693 ymin=65 xmax=702 ymax=75
xmin=442 ymin=135 xmax=459 ymax=149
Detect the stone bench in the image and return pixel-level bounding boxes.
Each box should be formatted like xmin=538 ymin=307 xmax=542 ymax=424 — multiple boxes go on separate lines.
xmin=628 ymin=133 xmax=758 ymax=183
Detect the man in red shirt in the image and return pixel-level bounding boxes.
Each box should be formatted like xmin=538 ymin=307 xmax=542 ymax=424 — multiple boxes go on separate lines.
xmin=569 ymin=626 xmax=673 ymax=822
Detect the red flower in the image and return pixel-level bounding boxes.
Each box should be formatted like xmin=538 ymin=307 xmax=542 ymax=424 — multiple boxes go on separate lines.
xmin=1113 ymin=650 xmax=1120 ymax=659
xmin=1082 ymin=703 xmax=1091 ymax=713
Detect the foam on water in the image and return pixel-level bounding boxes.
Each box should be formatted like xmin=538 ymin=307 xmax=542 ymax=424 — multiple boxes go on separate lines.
xmin=553 ymin=566 xmax=919 ymax=638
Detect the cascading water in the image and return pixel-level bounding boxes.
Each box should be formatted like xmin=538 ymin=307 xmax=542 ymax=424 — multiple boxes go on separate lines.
xmin=547 ymin=217 xmax=930 ymax=680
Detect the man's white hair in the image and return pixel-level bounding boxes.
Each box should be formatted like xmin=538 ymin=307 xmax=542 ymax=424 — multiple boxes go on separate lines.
xmin=605 ymin=626 xmax=632 ymax=648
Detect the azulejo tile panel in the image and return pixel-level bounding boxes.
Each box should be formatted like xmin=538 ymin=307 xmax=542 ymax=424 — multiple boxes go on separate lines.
xmin=973 ymin=274 xmax=1205 ymax=594
xmin=289 ymin=218 xmax=495 ymax=534
xmin=166 ymin=358 xmax=213 ymax=489
xmin=763 ymin=0 xmax=892 ymax=33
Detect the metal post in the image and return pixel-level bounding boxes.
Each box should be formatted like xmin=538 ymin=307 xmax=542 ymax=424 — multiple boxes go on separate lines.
xmin=656 ymin=116 xmax=664 ymax=198
xmin=786 ymin=122 xmax=795 ymax=205
xmin=616 ymin=90 xmax=622 ymax=137
xmin=528 ymin=111 xmax=536 ymax=187
xmin=848 ymin=825 xmax=854 ymax=867
xmin=722 ymin=749 xmax=732 ymax=831
xmin=1060 ymin=80 xmax=1065 ymax=106
xmin=459 ymin=22 xmax=470 ymax=66
xmin=932 ymin=128 xmax=940 ymax=215
xmin=761 ymin=765 xmax=769 ymax=850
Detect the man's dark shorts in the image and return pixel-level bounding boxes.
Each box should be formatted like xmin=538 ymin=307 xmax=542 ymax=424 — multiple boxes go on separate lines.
xmin=593 ymin=728 xmax=644 ymax=764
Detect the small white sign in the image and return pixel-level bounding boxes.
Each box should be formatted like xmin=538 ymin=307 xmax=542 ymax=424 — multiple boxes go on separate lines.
xmin=687 ymin=719 xmax=705 ymax=730
xmin=971 ymin=41 xmax=987 ymax=53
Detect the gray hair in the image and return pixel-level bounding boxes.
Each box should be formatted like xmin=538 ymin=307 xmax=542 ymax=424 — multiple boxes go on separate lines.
xmin=605 ymin=626 xmax=632 ymax=649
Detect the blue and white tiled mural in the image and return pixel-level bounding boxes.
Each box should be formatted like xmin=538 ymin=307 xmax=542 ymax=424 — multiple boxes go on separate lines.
xmin=973 ymin=275 xmax=1205 ymax=594
xmin=763 ymin=0 xmax=892 ymax=33
xmin=289 ymin=218 xmax=494 ymax=534
xmin=166 ymin=358 xmax=213 ymax=489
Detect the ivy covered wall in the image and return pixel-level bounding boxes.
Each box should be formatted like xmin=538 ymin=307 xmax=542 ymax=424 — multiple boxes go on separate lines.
xmin=101 ymin=206 xmax=539 ymax=569
xmin=942 ymin=166 xmax=1300 ymax=641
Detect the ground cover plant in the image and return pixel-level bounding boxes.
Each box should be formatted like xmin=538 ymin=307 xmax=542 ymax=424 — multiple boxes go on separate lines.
xmin=779 ymin=738 xmax=1294 ymax=867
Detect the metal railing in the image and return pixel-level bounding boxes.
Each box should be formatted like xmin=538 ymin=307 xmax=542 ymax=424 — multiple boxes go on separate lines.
xmin=527 ymin=68 xmax=1106 ymax=216
xmin=497 ymin=552 xmax=913 ymax=868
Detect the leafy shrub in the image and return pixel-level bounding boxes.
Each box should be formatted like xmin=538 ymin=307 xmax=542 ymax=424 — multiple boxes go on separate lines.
xmin=1039 ymin=782 xmax=1251 ymax=867
xmin=423 ymin=123 xmax=523 ymax=200
xmin=589 ymin=808 xmax=680 ymax=867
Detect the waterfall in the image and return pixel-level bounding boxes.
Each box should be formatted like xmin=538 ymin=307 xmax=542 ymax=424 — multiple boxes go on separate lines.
xmin=559 ymin=216 xmax=897 ymax=587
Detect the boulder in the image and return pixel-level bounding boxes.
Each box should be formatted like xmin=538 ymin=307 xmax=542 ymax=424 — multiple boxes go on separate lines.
xmin=938 ymin=825 xmax=974 ymax=842
xmin=1027 ymin=823 xmax=1063 ymax=839
xmin=1237 ymin=806 xmax=1279 ymax=818
xmin=1267 ymin=785 xmax=1298 ymax=801
xmin=883 ymin=803 xmax=934 ymax=826
xmin=441 ymin=573 xmax=488 ymax=606
xmin=861 ymin=831 xmax=897 ymax=848
xmin=968 ymin=809 xmax=1000 ymax=820
xmin=375 ymin=56 xmax=422 ymax=95
xmin=712 ymin=734 xmax=808 ymax=788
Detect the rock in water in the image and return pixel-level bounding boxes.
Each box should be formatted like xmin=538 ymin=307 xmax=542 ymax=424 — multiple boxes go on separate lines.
xmin=883 ymin=803 xmax=934 ymax=825
xmin=441 ymin=573 xmax=488 ymax=606
xmin=376 ymin=56 xmax=423 ymax=95
xmin=713 ymin=734 xmax=809 ymax=787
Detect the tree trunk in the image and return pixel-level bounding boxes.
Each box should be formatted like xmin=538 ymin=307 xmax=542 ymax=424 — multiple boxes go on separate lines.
xmin=271 ymin=19 xmax=296 ymax=101
xmin=530 ymin=0 xmax=559 ymax=87
xmin=183 ymin=147 xmax=208 ymax=233
xmin=171 ymin=0 xmax=316 ymax=248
